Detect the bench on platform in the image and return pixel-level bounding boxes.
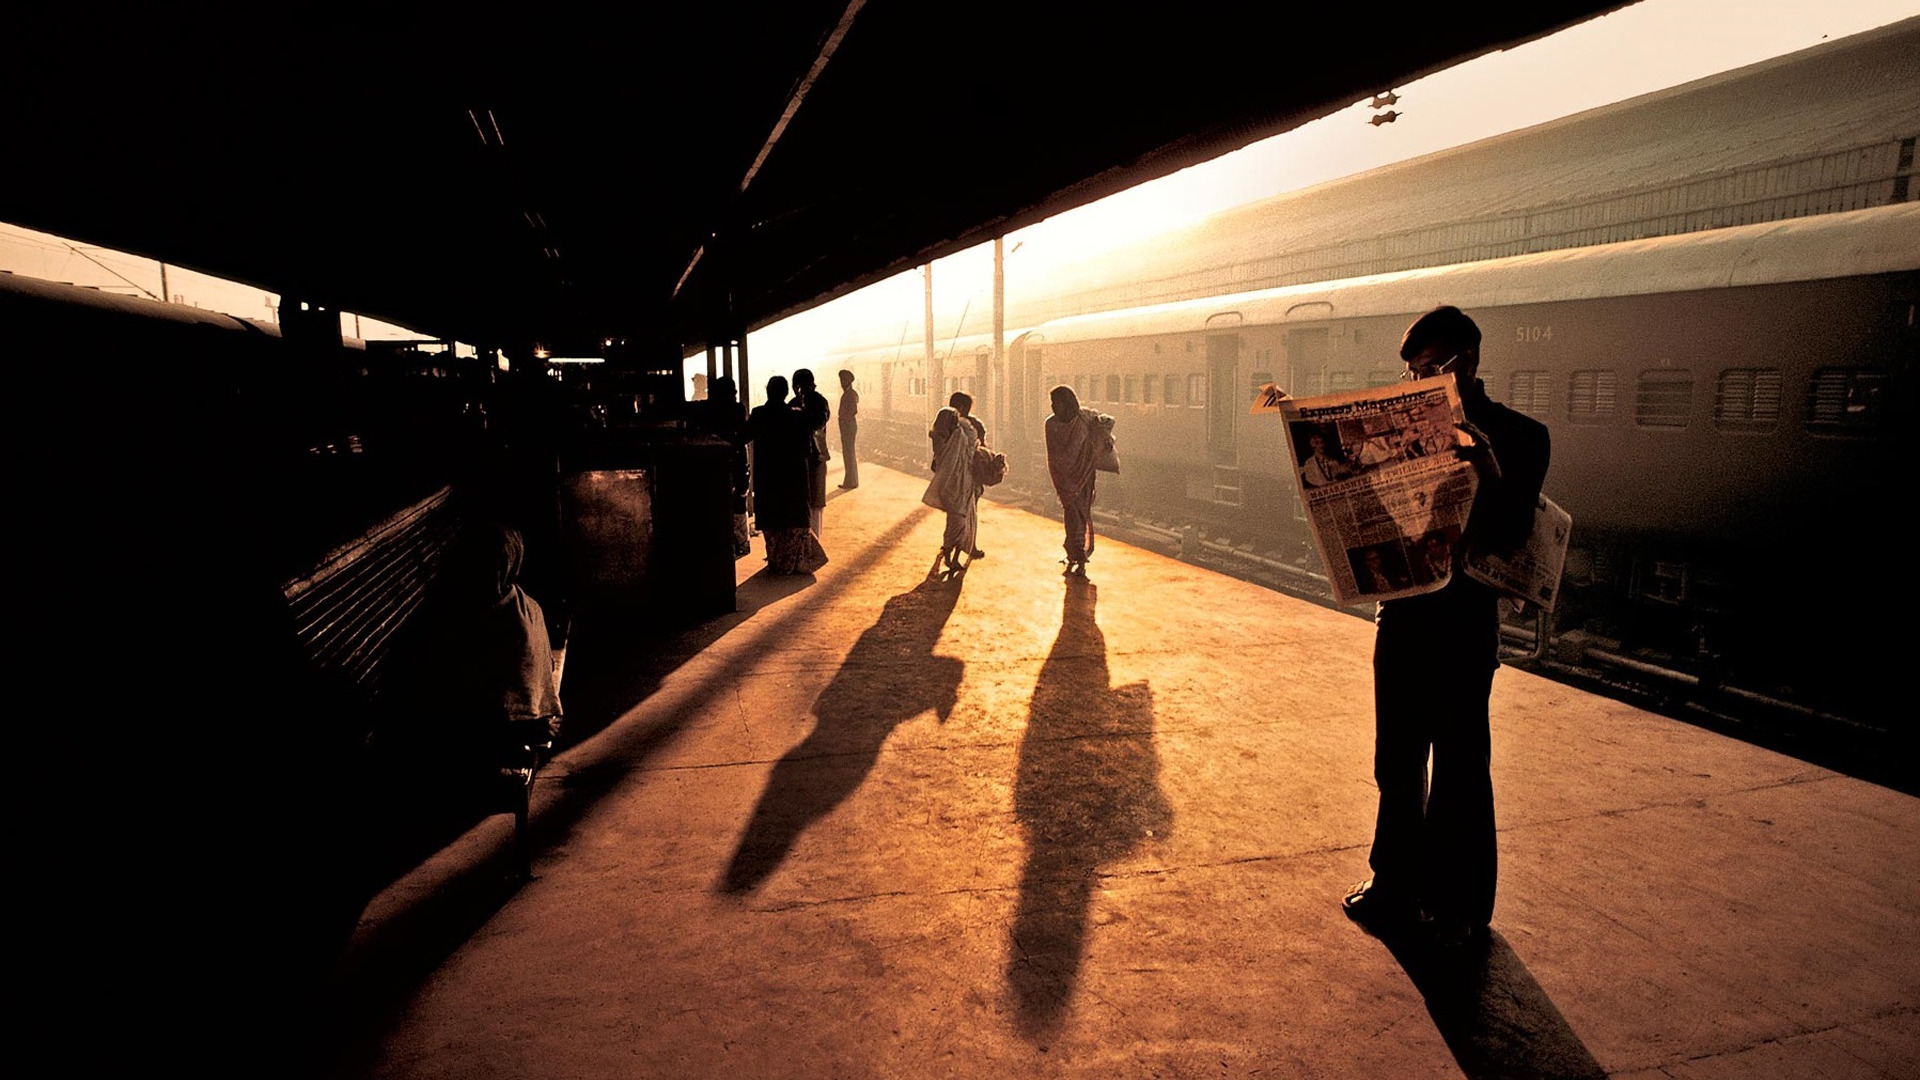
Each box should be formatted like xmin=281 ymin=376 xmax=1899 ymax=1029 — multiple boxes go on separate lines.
xmin=280 ymin=485 xmax=564 ymax=878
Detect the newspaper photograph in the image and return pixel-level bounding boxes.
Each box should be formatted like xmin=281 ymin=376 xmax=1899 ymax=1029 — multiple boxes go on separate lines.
xmin=1463 ymin=492 xmax=1572 ymax=612
xmin=1254 ymin=375 xmax=1479 ymax=606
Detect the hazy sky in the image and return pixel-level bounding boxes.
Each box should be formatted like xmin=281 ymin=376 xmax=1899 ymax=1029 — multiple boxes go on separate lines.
xmin=3 ymin=0 xmax=1912 ymax=361
xmin=728 ymin=0 xmax=1919 ymax=392
xmin=0 ymin=221 xmax=426 ymax=341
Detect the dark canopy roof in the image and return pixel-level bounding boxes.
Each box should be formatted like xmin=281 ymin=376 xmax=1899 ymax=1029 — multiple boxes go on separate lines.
xmin=5 ymin=1 xmax=1627 ymax=363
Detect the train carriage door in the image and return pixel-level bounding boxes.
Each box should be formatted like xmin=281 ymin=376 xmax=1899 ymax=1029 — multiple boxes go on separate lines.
xmin=1286 ymin=327 xmax=1329 ymax=398
xmin=1206 ymin=318 xmax=1242 ymax=464
xmin=1016 ymin=336 xmax=1045 ymax=468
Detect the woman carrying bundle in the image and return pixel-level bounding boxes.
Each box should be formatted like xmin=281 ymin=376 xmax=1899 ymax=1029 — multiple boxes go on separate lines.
xmin=923 ymin=391 xmax=983 ymax=576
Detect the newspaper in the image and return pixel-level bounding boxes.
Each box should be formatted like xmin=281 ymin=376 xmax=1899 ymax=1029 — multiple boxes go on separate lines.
xmin=1253 ymin=376 xmax=1479 ymax=606
xmin=1462 ymin=492 xmax=1572 ymax=612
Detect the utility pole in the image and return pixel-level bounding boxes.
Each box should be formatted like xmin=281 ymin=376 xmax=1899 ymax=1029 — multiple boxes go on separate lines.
xmin=923 ymin=263 xmax=938 ymax=425
xmin=993 ymin=236 xmax=1006 ymax=444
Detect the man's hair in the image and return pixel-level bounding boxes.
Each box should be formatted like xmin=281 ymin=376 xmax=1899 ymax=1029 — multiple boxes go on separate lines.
xmin=793 ymin=368 xmax=815 ymax=389
xmin=949 ymin=390 xmax=973 ymax=411
xmin=1400 ymin=305 xmax=1481 ymax=361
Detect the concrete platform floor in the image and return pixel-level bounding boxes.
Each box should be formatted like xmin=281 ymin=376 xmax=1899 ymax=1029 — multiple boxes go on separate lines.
xmin=321 ymin=462 xmax=1919 ymax=1080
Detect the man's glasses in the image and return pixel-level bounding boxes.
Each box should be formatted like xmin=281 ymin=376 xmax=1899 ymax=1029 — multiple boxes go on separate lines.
xmin=1401 ymin=353 xmax=1460 ymax=381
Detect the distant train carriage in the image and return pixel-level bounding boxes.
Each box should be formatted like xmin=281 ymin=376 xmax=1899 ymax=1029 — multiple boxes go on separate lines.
xmin=841 ymin=204 xmax=1918 ymax=726
xmin=840 ymin=328 xmax=1036 ymax=465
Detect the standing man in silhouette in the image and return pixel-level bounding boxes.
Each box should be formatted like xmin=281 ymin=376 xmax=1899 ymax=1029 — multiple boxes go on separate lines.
xmin=836 ymin=369 xmax=860 ymax=489
xmin=840 ymin=368 xmax=871 ymax=488
xmin=1341 ymin=305 xmax=1550 ymax=946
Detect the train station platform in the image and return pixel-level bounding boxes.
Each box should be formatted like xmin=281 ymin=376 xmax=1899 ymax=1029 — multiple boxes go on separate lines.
xmin=318 ymin=461 xmax=1919 ymax=1080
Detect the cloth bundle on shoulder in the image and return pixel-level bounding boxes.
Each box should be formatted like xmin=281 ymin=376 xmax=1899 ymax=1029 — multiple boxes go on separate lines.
xmin=1094 ymin=426 xmax=1120 ymax=473
xmin=972 ymin=444 xmax=1008 ymax=486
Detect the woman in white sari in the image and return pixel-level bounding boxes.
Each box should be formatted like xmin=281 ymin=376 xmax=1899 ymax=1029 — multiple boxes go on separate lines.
xmin=922 ymin=399 xmax=982 ymax=575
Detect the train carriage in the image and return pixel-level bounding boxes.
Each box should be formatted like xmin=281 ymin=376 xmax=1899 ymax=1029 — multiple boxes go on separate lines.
xmin=841 ymin=203 xmax=1918 ymax=727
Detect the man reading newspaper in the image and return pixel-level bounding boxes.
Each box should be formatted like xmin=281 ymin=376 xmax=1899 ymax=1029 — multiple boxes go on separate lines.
xmin=1341 ymin=305 xmax=1551 ymax=947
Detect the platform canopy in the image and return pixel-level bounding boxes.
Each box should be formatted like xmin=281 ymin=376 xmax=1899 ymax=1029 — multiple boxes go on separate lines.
xmin=5 ymin=1 xmax=1627 ymax=363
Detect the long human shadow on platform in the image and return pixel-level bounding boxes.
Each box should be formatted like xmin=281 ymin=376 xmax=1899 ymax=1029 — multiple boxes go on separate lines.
xmin=340 ymin=568 xmax=817 ymax=904
xmin=720 ymin=575 xmax=964 ymax=894
xmin=558 ymin=568 xmax=815 ymax=746
xmin=1007 ymin=576 xmax=1170 ymax=1040
xmin=1374 ymin=927 xmax=1607 ymax=1080
xmin=321 ymin=510 xmax=935 ymax=1077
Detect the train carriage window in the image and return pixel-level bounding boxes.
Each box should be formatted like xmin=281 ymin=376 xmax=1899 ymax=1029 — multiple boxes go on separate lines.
xmin=1080 ymin=374 xmax=1096 ymax=403
xmin=909 ymin=375 xmax=927 ymax=397
xmin=1163 ymin=373 xmax=1184 ymax=406
xmin=1293 ymin=370 xmax=1325 ymax=397
xmin=1713 ymin=368 xmax=1783 ymax=432
xmin=1328 ymin=370 xmax=1365 ymax=393
xmin=1124 ymin=375 xmax=1138 ymax=404
xmin=1187 ymin=373 xmax=1207 ymax=407
xmin=1634 ymin=369 xmax=1694 ymax=428
xmin=1144 ymin=374 xmax=1159 ymax=404
xmin=1568 ymin=369 xmax=1619 ymax=424
xmin=1367 ymin=369 xmax=1399 ymax=388
xmin=1509 ymin=370 xmax=1551 ymax=417
xmin=1805 ymin=367 xmax=1888 ymax=435
xmin=1249 ymin=371 xmax=1273 ymax=399
xmin=1107 ymin=374 xmax=1122 ymax=402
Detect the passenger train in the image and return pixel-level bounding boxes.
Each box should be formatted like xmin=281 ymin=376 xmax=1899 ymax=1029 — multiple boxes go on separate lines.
xmin=832 ymin=203 xmax=1920 ymax=732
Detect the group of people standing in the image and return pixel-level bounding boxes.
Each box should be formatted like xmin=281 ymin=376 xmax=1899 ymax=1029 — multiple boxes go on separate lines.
xmin=745 ymin=368 xmax=834 ymax=575
xmin=699 ymin=367 xmax=858 ymax=575
xmin=720 ymin=364 xmax=1122 ymax=584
